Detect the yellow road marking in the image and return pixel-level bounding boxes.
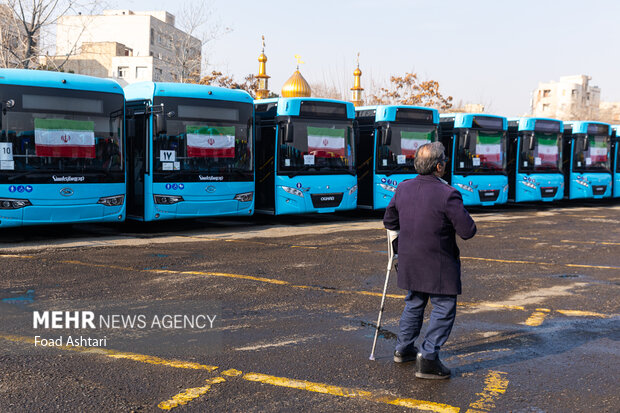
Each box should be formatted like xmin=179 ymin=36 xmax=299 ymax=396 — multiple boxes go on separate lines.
xmin=565 ymin=263 xmax=620 ymax=270
xmin=242 ymin=372 xmax=460 ymax=412
xmin=460 ymin=302 xmax=526 ymax=311
xmin=523 ymin=311 xmax=549 ymax=326
xmin=461 ymin=257 xmax=541 ymax=265
xmin=465 ymin=371 xmax=509 ymax=412
xmin=556 ymin=309 xmax=609 ymax=318
xmin=158 ymin=377 xmax=226 ymax=410
xmin=1 ymin=333 xmax=459 ymax=412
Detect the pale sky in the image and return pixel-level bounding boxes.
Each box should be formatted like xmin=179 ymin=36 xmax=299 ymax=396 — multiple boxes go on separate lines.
xmin=110 ymin=0 xmax=620 ymax=117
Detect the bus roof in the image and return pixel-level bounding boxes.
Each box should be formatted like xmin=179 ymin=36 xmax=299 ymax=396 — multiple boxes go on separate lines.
xmin=355 ymin=105 xmax=439 ymax=124
xmin=255 ymin=97 xmax=355 ymax=119
xmin=124 ymin=81 xmax=253 ymax=104
xmin=507 ymin=117 xmax=564 ymax=133
xmin=0 ymin=68 xmax=123 ymax=95
xmin=440 ymin=113 xmax=507 ymax=130
xmin=564 ymin=120 xmax=612 ymax=135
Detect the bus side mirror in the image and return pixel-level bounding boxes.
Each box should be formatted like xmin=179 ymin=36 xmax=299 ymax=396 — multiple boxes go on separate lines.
xmin=463 ymin=131 xmax=470 ymax=149
xmin=381 ymin=125 xmax=392 ymax=146
xmin=582 ymin=137 xmax=589 ymax=151
xmin=281 ymin=120 xmax=294 ymax=143
xmin=528 ymin=134 xmax=536 ymax=151
xmin=127 ymin=119 xmax=136 ymax=138
xmin=154 ymin=113 xmax=166 ymax=135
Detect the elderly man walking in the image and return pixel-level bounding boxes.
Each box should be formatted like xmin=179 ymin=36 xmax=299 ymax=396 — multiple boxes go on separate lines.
xmin=383 ymin=141 xmax=476 ymax=379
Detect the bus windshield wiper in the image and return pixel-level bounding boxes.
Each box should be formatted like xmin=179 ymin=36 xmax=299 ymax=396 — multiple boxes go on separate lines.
xmin=7 ymin=170 xmax=38 ymax=181
xmin=385 ymin=164 xmax=411 ymax=176
xmin=288 ymin=165 xmax=314 ymax=178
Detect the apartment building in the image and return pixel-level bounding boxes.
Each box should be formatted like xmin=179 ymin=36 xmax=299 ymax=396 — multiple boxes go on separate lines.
xmin=48 ymin=9 xmax=201 ymax=84
xmin=531 ymin=75 xmax=601 ymax=120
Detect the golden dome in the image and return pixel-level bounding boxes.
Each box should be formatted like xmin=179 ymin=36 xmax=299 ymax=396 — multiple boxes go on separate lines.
xmin=281 ymin=69 xmax=311 ymax=98
xmin=354 ymin=67 xmax=362 ymax=76
xmin=258 ymin=52 xmax=267 ymax=63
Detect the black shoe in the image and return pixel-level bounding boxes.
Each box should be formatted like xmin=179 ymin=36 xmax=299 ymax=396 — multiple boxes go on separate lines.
xmin=415 ymin=353 xmax=451 ymax=379
xmin=393 ymin=347 xmax=418 ymax=363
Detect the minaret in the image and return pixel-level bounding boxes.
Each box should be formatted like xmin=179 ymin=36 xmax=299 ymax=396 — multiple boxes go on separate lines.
xmin=351 ymin=53 xmax=364 ymax=107
xmin=256 ymin=36 xmax=270 ymax=100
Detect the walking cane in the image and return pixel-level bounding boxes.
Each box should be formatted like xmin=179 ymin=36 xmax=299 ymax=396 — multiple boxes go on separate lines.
xmin=369 ymin=229 xmax=399 ymax=361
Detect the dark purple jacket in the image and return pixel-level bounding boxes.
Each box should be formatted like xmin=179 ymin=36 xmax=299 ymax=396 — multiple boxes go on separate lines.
xmin=383 ymin=174 xmax=476 ymax=295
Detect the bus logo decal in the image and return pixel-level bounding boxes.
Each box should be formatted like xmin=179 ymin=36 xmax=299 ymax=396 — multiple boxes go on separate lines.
xmin=206 ymin=186 xmax=216 ymax=193
xmin=60 ymin=188 xmax=74 ymax=197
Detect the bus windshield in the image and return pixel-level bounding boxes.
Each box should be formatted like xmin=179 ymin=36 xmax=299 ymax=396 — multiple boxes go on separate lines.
xmin=572 ymin=134 xmax=610 ymax=172
xmin=0 ymin=85 xmax=124 ymax=183
xmin=376 ymin=124 xmax=436 ymax=174
xmin=153 ymin=98 xmax=253 ymax=181
xmin=278 ymin=118 xmax=355 ymax=175
xmin=455 ymin=129 xmax=506 ymax=173
xmin=519 ymin=132 xmax=562 ymax=173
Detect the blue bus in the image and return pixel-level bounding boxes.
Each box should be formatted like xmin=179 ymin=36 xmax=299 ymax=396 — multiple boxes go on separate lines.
xmin=124 ymin=82 xmax=254 ymax=221
xmin=439 ymin=113 xmax=509 ymax=206
xmin=507 ymin=118 xmax=564 ymax=202
xmin=0 ymin=69 xmax=125 ymax=227
xmin=254 ymin=98 xmax=357 ymax=215
xmin=610 ymin=126 xmax=620 ymax=198
xmin=561 ymin=121 xmax=612 ymax=200
xmin=355 ymin=105 xmax=439 ymax=209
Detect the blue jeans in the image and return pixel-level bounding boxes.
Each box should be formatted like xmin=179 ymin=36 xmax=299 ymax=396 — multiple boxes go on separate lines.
xmin=395 ymin=291 xmax=457 ymax=360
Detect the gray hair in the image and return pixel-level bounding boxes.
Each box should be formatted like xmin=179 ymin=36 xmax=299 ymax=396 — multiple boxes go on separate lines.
xmin=414 ymin=142 xmax=446 ymax=175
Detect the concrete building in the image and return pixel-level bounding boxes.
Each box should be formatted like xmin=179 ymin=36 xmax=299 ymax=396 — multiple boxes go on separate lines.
xmin=531 ymin=75 xmax=601 ymax=120
xmin=48 ymin=9 xmax=201 ymax=84
xmin=598 ymin=102 xmax=620 ymax=125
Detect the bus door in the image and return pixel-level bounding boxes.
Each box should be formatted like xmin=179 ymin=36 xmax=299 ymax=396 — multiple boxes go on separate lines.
xmin=355 ymin=123 xmax=375 ymax=208
xmin=126 ymin=101 xmax=150 ymax=219
xmin=255 ymin=117 xmax=276 ymax=212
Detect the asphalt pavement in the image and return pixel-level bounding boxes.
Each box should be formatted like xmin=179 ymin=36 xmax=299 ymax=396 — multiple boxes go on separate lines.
xmin=0 ymin=200 xmax=618 ymax=412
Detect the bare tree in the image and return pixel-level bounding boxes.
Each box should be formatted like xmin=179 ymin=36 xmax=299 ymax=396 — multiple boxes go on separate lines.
xmin=172 ymin=0 xmax=231 ymax=83
xmin=309 ymin=82 xmax=342 ymax=100
xmin=367 ymin=72 xmax=453 ymax=110
xmin=0 ymin=0 xmax=99 ymax=69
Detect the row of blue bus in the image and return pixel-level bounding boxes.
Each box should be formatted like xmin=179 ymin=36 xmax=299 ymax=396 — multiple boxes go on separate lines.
xmin=0 ymin=69 xmax=618 ymax=227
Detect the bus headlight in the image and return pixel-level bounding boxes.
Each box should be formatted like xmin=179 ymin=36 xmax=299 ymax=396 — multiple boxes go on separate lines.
xmin=234 ymin=192 xmax=254 ymax=202
xmin=154 ymin=195 xmax=184 ymax=204
xmin=282 ymin=186 xmax=304 ymax=197
xmin=455 ymin=183 xmax=474 ymax=193
xmin=379 ymin=184 xmax=396 ymax=193
xmin=97 ymin=195 xmax=125 ymax=207
xmin=0 ymin=198 xmax=32 ymax=209
xmin=348 ymin=184 xmax=358 ymax=195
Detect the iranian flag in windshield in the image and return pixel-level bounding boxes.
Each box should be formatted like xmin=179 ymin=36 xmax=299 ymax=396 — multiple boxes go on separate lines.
xmin=34 ymin=119 xmax=95 ymax=158
xmin=536 ymin=137 xmax=559 ymax=164
xmin=476 ymin=134 xmax=502 ymax=163
xmin=187 ymin=125 xmax=235 ymax=158
xmin=401 ymin=131 xmax=431 ymax=157
xmin=307 ymin=126 xmax=345 ymax=157
xmin=589 ymin=139 xmax=608 ymax=163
